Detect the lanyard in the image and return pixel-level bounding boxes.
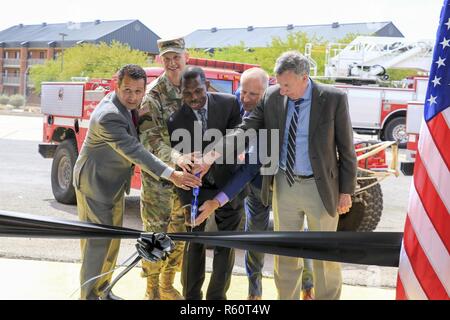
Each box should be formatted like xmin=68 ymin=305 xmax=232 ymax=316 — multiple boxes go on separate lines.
xmin=190 ymin=173 xmax=201 ymax=227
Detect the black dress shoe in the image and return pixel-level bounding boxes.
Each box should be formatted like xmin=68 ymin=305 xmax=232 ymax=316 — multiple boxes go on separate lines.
xmin=101 ymin=291 xmax=123 ymax=300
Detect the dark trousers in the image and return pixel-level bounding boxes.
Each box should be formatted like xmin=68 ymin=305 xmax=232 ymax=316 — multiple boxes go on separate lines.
xmin=244 ymin=182 xmax=270 ymax=297
xmin=181 ymin=202 xmax=243 ymax=300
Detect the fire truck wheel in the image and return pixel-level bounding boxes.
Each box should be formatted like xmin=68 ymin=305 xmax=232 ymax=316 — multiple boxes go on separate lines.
xmin=384 ymin=117 xmax=407 ymax=148
xmin=338 ymin=175 xmax=383 ymax=232
xmin=51 ymin=139 xmax=78 ymax=205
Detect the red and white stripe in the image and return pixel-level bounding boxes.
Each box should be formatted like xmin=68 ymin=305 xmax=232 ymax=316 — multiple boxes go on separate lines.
xmin=396 ymin=108 xmax=450 ymax=300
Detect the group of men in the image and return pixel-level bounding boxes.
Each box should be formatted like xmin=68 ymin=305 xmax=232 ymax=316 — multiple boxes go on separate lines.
xmin=73 ymin=36 xmax=357 ymax=301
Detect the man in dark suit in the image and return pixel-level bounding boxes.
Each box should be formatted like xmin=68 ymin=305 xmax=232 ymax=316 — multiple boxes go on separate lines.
xmin=73 ymin=64 xmax=201 ymax=300
xmin=202 ymin=51 xmax=357 ymax=300
xmin=167 ymin=66 xmax=245 ymax=300
xmin=195 ymin=68 xmax=271 ymax=301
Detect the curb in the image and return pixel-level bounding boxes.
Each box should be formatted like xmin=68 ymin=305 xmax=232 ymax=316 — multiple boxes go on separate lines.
xmin=0 ymin=110 xmax=42 ymax=117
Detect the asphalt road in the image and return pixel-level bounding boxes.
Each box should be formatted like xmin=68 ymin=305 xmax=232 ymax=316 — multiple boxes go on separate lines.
xmin=0 ymin=113 xmax=410 ymax=287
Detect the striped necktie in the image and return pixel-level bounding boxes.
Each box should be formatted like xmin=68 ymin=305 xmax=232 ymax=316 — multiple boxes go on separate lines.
xmin=286 ymin=99 xmax=303 ymax=187
xmin=197 ymin=107 xmax=215 ymax=186
xmin=197 ymin=108 xmax=207 ymax=133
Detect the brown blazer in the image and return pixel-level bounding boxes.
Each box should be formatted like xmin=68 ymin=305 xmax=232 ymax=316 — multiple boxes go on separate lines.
xmin=221 ymin=80 xmax=357 ymax=217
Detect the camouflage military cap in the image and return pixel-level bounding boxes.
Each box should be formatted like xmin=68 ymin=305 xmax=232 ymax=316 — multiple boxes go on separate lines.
xmin=157 ymin=37 xmax=186 ymax=56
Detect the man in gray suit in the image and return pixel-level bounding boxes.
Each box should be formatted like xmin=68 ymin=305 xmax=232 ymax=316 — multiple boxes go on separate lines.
xmin=202 ymin=51 xmax=357 ymax=300
xmin=73 ymin=64 xmax=201 ymax=300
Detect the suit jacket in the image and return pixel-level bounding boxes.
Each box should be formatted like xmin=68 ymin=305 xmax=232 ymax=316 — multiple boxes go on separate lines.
xmin=221 ymin=162 xmax=261 ymax=201
xmin=221 ymin=80 xmax=357 ymax=217
xmin=220 ymin=130 xmax=263 ymax=201
xmin=73 ymin=93 xmax=169 ymax=205
xmin=167 ymin=92 xmax=246 ymax=208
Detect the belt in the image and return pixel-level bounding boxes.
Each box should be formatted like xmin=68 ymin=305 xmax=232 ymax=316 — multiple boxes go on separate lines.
xmin=280 ymin=168 xmax=314 ymax=179
xmin=295 ymin=174 xmax=314 ymax=179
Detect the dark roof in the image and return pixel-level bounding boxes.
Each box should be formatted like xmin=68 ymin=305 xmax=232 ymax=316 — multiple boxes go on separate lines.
xmin=0 ymin=20 xmax=160 ymax=54
xmin=185 ymin=22 xmax=404 ymax=49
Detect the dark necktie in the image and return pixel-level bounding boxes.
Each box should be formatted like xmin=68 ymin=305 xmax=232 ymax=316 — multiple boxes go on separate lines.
xmin=286 ymin=99 xmax=303 ymax=187
xmin=197 ymin=108 xmax=207 ymax=133
xmin=131 ymin=109 xmax=139 ymax=128
xmin=197 ymin=107 xmax=215 ymax=186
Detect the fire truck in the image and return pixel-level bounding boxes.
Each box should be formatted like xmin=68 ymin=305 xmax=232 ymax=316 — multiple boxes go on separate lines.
xmin=38 ymin=58 xmax=255 ymax=204
xmin=332 ymin=77 xmax=428 ymax=147
xmin=400 ymin=101 xmax=424 ymax=176
xmin=38 ymin=57 xmax=399 ymax=232
xmin=307 ymin=36 xmax=432 ymax=147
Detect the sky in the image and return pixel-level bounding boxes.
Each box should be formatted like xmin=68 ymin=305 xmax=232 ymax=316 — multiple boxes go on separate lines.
xmin=0 ymin=0 xmax=444 ymax=41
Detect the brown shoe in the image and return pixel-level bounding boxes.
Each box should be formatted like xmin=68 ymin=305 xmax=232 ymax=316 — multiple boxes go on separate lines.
xmin=247 ymin=295 xmax=262 ymax=300
xmin=144 ymin=274 xmax=160 ymax=300
xmin=160 ymin=286 xmax=184 ymax=300
xmin=159 ymin=271 xmax=184 ymax=300
xmin=301 ymin=288 xmax=315 ymax=300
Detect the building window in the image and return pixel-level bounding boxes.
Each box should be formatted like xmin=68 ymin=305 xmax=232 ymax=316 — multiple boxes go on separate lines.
xmin=15 ymin=52 xmax=20 ymax=59
xmin=40 ymin=52 xmax=45 ymax=59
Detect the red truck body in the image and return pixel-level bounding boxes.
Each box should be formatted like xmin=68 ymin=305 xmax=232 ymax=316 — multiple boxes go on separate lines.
xmin=39 ymin=57 xmax=393 ymax=204
xmin=39 ymin=58 xmax=257 ymax=203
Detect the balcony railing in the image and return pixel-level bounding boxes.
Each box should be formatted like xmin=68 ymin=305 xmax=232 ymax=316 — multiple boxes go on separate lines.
xmin=3 ymin=59 xmax=20 ymax=67
xmin=2 ymin=76 xmax=21 ymax=85
xmin=28 ymin=59 xmax=46 ymax=65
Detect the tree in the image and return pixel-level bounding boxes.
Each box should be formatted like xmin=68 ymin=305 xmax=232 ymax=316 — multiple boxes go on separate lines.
xmin=188 ymin=32 xmax=359 ymax=76
xmin=386 ymin=68 xmax=422 ymax=81
xmin=188 ymin=32 xmax=317 ymax=74
xmin=30 ymin=41 xmax=149 ymax=93
xmin=338 ymin=32 xmax=360 ymax=44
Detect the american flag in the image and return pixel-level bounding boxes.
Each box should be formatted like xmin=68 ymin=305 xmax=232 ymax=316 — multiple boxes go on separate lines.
xmin=396 ymin=0 xmax=450 ymax=300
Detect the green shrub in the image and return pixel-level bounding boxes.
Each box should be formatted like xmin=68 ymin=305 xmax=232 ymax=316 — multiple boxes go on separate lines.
xmin=0 ymin=95 xmax=9 ymax=105
xmin=9 ymin=94 xmax=25 ymax=108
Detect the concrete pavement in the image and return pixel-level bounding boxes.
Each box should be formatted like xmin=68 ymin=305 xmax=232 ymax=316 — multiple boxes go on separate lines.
xmin=0 ymin=257 xmax=395 ymax=300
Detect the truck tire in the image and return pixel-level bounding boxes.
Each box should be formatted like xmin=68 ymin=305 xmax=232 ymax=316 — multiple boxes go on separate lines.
xmin=338 ymin=173 xmax=383 ymax=232
xmin=384 ymin=116 xmax=407 ymax=148
xmin=51 ymin=139 xmax=78 ymax=205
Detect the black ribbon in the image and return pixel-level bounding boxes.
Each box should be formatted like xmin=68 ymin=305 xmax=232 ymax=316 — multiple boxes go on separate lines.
xmin=170 ymin=232 xmax=402 ymax=267
xmin=0 ymin=210 xmax=140 ymax=239
xmin=0 ymin=210 xmax=402 ymax=267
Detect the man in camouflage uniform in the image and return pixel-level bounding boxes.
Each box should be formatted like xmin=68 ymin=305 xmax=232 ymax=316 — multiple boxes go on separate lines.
xmin=139 ymin=37 xmax=193 ymax=300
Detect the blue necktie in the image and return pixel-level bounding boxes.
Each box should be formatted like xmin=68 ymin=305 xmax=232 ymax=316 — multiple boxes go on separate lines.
xmin=286 ymin=99 xmax=303 ymax=187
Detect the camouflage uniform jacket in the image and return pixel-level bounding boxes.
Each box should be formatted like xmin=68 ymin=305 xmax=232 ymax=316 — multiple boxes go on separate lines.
xmin=139 ymin=73 xmax=182 ymax=167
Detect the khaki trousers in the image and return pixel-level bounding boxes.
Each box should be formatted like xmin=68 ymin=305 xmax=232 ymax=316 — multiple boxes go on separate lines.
xmin=272 ymin=171 xmax=342 ymax=300
xmin=76 ymin=189 xmax=123 ymax=300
